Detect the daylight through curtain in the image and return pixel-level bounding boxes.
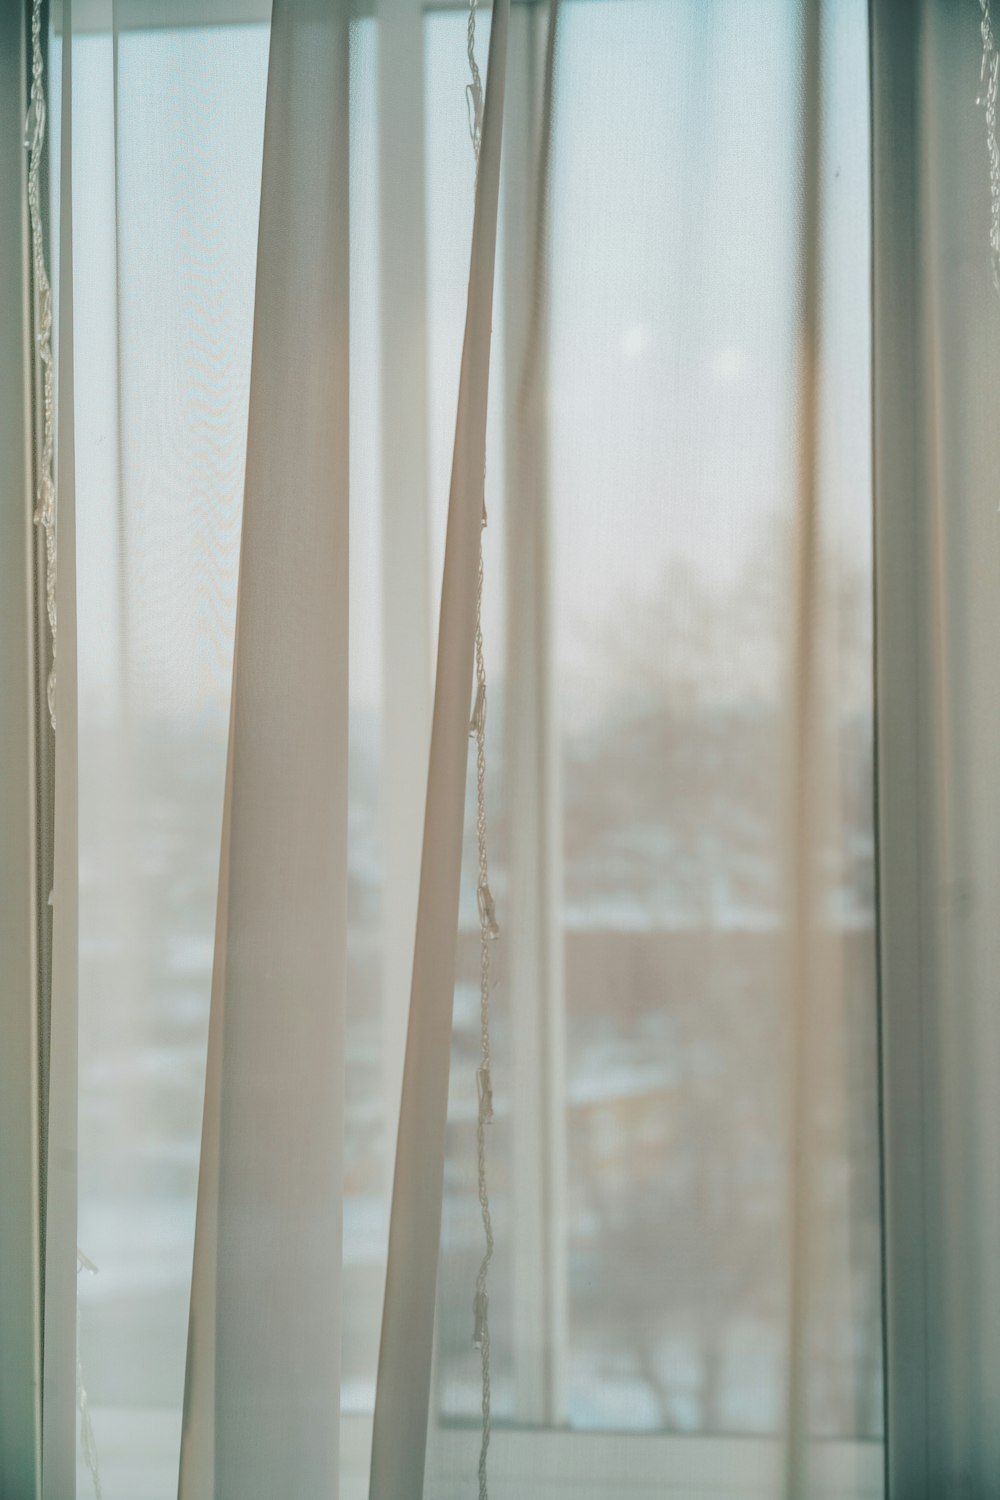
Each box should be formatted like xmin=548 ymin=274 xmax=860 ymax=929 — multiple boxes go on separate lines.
xmin=9 ymin=0 xmax=942 ymax=1495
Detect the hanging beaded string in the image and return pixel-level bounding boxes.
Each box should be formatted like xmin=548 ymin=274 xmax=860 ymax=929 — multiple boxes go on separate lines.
xmin=25 ymin=0 xmax=57 ymax=731
xmin=979 ymin=0 xmax=1000 ymax=295
xmin=464 ymin=11 xmax=497 ymax=1500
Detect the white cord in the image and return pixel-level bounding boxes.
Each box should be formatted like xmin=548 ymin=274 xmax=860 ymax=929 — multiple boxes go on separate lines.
xmin=25 ymin=0 xmax=58 ymax=731
xmin=465 ymin=9 xmax=495 ymax=1498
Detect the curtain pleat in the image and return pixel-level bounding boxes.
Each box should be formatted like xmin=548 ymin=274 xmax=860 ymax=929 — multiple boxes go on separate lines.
xmin=784 ymin=0 xmax=824 ymax=1492
xmin=367 ymin=4 xmax=511 ymax=1496
xmin=41 ymin=3 xmax=79 ymax=1492
xmin=873 ymin=2 xmax=1000 ymax=1494
xmin=177 ymin=2 xmax=351 ymax=1496
xmin=502 ymin=0 xmax=564 ymax=1432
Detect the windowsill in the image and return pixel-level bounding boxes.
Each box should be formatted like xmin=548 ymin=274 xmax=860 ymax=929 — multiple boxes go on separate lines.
xmin=81 ymin=1406 xmax=883 ymax=1499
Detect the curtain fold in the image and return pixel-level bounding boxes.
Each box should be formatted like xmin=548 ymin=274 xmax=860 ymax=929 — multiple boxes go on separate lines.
xmin=784 ymin=0 xmax=824 ymax=1492
xmin=872 ymin=1 xmax=1000 ymax=1494
xmin=368 ymin=4 xmax=511 ymax=1496
xmin=177 ymin=2 xmax=351 ymax=1496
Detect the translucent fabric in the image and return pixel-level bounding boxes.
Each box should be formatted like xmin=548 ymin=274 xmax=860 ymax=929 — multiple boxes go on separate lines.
xmin=177 ymin=2 xmax=351 ymax=1495
xmin=32 ymin=0 xmax=891 ymax=1496
xmin=418 ymin=3 xmax=882 ymax=1497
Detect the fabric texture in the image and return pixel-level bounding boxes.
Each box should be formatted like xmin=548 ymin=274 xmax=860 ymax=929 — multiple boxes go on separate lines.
xmin=178 ymin=2 xmax=351 ymax=1496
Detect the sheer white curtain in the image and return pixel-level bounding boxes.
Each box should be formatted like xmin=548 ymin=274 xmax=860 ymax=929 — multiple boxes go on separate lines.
xmin=27 ymin=0 xmax=1000 ymax=1496
xmin=176 ymin=2 xmax=351 ymax=1495
xmin=383 ymin=5 xmax=882 ymax=1498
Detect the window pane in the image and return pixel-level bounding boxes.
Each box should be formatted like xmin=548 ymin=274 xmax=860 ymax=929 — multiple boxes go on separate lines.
xmin=548 ymin=0 xmax=881 ymax=1440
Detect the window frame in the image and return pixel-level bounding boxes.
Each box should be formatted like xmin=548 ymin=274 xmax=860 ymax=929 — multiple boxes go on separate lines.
xmin=0 ymin=3 xmax=44 ymax=1495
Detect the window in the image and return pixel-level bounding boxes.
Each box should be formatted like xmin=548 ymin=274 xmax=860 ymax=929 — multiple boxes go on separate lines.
xmin=60 ymin=1 xmax=882 ymax=1495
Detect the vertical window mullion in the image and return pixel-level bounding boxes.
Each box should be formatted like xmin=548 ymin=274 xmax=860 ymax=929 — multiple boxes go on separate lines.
xmin=502 ymin=0 xmax=567 ymax=1428
xmin=376 ymin=0 xmax=434 ymax=1210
